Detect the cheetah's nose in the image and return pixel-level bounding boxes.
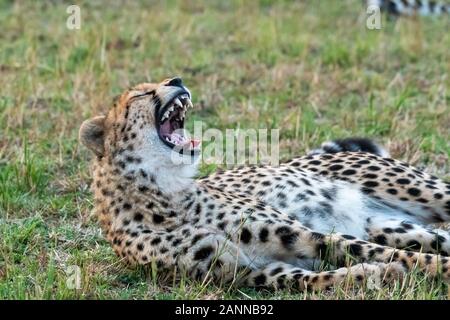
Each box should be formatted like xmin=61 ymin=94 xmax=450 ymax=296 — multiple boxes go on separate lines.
xmin=167 ymin=77 xmax=183 ymax=88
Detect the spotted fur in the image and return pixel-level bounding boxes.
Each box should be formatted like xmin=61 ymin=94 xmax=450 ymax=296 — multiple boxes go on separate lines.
xmin=79 ymin=79 xmax=450 ymax=291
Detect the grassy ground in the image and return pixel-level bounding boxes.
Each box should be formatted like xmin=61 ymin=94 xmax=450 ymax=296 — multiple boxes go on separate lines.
xmin=0 ymin=0 xmax=449 ymax=299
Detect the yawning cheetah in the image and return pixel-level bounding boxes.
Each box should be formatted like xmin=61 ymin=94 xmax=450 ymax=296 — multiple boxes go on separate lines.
xmin=79 ymin=78 xmax=450 ymax=290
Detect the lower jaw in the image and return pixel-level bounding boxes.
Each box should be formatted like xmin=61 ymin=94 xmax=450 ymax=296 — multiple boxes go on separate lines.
xmin=172 ymin=147 xmax=201 ymax=158
xmin=162 ymin=140 xmax=200 ymax=157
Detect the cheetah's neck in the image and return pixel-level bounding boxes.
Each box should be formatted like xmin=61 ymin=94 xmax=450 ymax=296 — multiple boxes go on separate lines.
xmin=91 ymin=156 xmax=201 ymax=235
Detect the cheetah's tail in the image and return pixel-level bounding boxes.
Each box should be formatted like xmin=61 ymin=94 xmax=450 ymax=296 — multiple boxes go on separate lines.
xmin=308 ymin=137 xmax=390 ymax=158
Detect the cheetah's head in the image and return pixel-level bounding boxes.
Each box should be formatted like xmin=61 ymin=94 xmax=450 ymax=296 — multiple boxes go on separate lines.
xmin=79 ymin=78 xmax=200 ymax=190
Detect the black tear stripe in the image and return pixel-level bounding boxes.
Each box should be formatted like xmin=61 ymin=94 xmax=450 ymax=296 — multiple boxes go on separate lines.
xmin=130 ymin=90 xmax=156 ymax=102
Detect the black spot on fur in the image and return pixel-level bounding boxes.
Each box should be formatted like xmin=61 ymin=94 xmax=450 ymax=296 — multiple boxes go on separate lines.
xmin=195 ymin=203 xmax=202 ymax=215
xmin=400 ymin=222 xmax=414 ymax=230
xmin=152 ymin=214 xmax=165 ymax=224
xmin=138 ymin=186 xmax=149 ymax=192
xmin=407 ymin=188 xmax=421 ymax=197
xmin=311 ymin=232 xmax=325 ymax=240
xmin=191 ymin=234 xmax=204 ymax=246
xmin=254 ymin=274 xmax=267 ymax=286
xmin=316 ymin=242 xmax=328 ymax=257
xmin=342 ymin=169 xmax=357 ymax=176
xmin=151 ymin=237 xmax=161 ymax=246
xmin=279 ymin=233 xmax=297 ymax=250
xmin=321 ymin=187 xmax=337 ymax=201
xmin=301 ymin=178 xmax=312 ymax=187
xmin=172 ymin=238 xmax=182 ymax=246
xmin=241 ymin=227 xmax=252 ymax=244
xmin=329 ymin=164 xmax=344 ymax=171
xmin=193 ymin=246 xmax=214 ymax=260
xmin=348 ymin=244 xmax=363 ymax=256
xmin=386 ymin=188 xmax=398 ymax=195
xmin=406 ymin=240 xmax=422 ymax=250
xmin=123 ymin=203 xmax=132 ymax=210
xmin=396 ymin=178 xmax=411 ymax=185
xmin=374 ymin=235 xmax=387 ymax=245
xmin=270 ymin=267 xmax=283 ymax=276
xmin=363 ymin=181 xmax=379 ymax=188
xmin=431 ymin=235 xmax=446 ymax=251
xmin=259 ymin=228 xmax=269 ymax=242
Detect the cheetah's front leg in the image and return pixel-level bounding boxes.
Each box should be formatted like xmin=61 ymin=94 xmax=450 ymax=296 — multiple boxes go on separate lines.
xmin=109 ymin=225 xmax=405 ymax=291
xmin=365 ymin=216 xmax=450 ymax=256
xmin=313 ymin=231 xmax=450 ymax=280
xmin=245 ymin=261 xmax=406 ymax=291
xmin=233 ymin=219 xmax=450 ymax=281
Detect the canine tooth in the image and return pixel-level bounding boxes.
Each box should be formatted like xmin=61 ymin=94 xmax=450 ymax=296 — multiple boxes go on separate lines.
xmin=174 ymin=98 xmax=182 ymax=108
xmin=187 ymin=99 xmax=193 ymax=108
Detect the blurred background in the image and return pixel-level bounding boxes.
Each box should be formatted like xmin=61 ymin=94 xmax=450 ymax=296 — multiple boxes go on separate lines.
xmin=0 ymin=0 xmax=449 ymax=299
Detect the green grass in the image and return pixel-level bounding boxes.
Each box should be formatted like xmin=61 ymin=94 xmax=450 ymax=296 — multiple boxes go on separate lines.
xmin=0 ymin=0 xmax=449 ymax=299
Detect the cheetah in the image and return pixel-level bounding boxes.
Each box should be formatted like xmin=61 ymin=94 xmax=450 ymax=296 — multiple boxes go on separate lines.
xmin=79 ymin=78 xmax=450 ymax=291
xmin=366 ymin=0 xmax=450 ymax=16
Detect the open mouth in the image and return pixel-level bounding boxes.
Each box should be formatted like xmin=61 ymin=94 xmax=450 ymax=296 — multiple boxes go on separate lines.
xmin=157 ymin=92 xmax=200 ymax=154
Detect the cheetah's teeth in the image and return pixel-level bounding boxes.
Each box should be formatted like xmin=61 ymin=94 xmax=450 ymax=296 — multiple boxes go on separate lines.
xmin=161 ymin=111 xmax=170 ymax=121
xmin=174 ymin=98 xmax=183 ymax=109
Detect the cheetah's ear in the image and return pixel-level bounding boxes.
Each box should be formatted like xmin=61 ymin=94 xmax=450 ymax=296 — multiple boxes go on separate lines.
xmin=79 ymin=116 xmax=106 ymax=156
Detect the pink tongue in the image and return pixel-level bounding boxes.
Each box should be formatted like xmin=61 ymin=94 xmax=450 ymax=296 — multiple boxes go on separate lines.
xmin=190 ymin=139 xmax=201 ymax=148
